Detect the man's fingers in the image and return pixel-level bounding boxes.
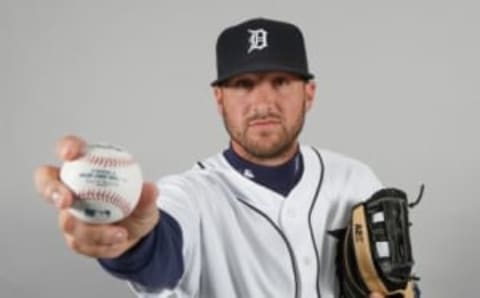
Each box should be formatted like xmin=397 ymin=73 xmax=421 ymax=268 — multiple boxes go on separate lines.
xmin=60 ymin=212 xmax=131 ymax=258
xmin=369 ymin=292 xmax=385 ymax=298
xmin=56 ymin=135 xmax=87 ymax=161
xmin=34 ymin=135 xmax=86 ymax=208
xmin=64 ymin=233 xmax=128 ymax=259
xmin=34 ymin=165 xmax=73 ymax=208
xmin=34 ymin=165 xmax=58 ymax=194
xmin=59 ymin=211 xmax=128 ymax=247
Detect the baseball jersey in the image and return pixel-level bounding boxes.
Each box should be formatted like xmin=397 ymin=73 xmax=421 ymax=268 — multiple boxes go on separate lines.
xmin=121 ymin=145 xmax=382 ymax=298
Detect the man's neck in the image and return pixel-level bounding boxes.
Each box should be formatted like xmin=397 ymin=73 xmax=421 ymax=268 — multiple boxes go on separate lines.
xmin=230 ymin=141 xmax=299 ymax=166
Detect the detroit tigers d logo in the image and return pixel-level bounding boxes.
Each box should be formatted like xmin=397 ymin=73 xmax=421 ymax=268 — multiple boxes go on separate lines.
xmin=248 ymin=29 xmax=268 ymax=53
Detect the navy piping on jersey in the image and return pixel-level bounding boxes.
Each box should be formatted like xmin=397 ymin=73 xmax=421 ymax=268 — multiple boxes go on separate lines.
xmin=310 ymin=147 xmax=325 ymax=298
xmin=227 ymin=147 xmax=324 ymax=298
xmin=236 ymin=198 xmax=300 ymax=298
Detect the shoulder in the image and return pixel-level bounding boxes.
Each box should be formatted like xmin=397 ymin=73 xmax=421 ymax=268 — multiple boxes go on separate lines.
xmin=155 ymin=151 xmax=232 ymax=194
xmin=301 ymin=145 xmax=375 ymax=175
xmin=301 ymin=145 xmax=383 ymax=199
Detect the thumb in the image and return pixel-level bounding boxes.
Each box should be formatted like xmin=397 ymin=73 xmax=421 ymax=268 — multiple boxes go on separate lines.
xmin=120 ymin=182 xmax=160 ymax=241
xmin=131 ymin=182 xmax=159 ymax=217
xmin=369 ymin=293 xmax=385 ymax=298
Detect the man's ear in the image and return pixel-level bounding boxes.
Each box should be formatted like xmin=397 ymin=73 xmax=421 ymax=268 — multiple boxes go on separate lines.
xmin=213 ymin=86 xmax=224 ymax=115
xmin=304 ymin=80 xmax=316 ymax=111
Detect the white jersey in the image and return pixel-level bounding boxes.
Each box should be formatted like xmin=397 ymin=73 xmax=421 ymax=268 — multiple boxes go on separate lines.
xmin=129 ymin=145 xmax=382 ymax=298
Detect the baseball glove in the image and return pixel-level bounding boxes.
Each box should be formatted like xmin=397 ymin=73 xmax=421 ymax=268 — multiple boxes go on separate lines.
xmin=333 ymin=186 xmax=423 ymax=298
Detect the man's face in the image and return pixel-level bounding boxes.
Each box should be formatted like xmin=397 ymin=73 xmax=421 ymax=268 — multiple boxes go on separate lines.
xmin=214 ymin=71 xmax=315 ymax=163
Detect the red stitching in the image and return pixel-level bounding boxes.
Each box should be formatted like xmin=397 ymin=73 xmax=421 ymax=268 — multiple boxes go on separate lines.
xmin=86 ymin=155 xmax=135 ymax=168
xmin=77 ymin=189 xmax=131 ymax=216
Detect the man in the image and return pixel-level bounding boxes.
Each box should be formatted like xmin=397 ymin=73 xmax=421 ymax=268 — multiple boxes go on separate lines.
xmin=35 ymin=18 xmax=390 ymax=297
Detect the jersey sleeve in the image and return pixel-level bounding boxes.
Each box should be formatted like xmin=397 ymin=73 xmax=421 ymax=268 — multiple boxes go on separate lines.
xmin=319 ymin=149 xmax=385 ymax=233
xmin=322 ymin=149 xmax=384 ymax=208
xmin=344 ymin=162 xmax=383 ymax=204
xmin=97 ymin=171 xmax=203 ymax=297
xmin=98 ymin=210 xmax=184 ymax=290
xmin=129 ymin=173 xmax=203 ymax=297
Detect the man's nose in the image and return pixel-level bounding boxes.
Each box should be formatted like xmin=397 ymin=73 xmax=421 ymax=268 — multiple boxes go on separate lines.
xmin=251 ymin=81 xmax=276 ymax=105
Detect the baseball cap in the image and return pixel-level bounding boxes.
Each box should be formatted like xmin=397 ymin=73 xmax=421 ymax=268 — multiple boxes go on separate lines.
xmin=211 ymin=17 xmax=314 ymax=86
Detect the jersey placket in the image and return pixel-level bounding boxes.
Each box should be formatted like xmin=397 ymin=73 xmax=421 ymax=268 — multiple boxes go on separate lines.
xmin=279 ymin=147 xmax=324 ymax=298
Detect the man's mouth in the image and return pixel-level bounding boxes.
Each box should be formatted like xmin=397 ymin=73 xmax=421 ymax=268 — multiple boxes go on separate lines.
xmin=249 ymin=118 xmax=281 ymax=127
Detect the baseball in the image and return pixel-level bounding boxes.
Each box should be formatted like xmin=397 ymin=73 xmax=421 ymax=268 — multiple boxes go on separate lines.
xmin=60 ymin=143 xmax=143 ymax=224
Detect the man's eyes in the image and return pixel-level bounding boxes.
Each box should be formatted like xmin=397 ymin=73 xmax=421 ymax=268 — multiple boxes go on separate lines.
xmin=272 ymin=77 xmax=290 ymax=87
xmin=224 ymin=76 xmax=294 ymax=90
xmin=231 ymin=79 xmax=255 ymax=89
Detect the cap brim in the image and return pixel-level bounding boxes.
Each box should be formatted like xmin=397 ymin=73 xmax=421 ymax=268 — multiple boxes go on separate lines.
xmin=211 ymin=63 xmax=314 ymax=86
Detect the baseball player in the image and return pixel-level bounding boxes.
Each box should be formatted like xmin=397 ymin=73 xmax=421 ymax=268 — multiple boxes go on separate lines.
xmin=34 ymin=18 xmax=414 ymax=298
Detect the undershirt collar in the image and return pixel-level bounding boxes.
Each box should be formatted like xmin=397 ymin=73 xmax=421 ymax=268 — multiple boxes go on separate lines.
xmin=223 ymin=146 xmax=304 ymax=197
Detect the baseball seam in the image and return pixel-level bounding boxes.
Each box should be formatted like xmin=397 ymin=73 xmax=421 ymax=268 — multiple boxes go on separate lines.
xmin=86 ymin=155 xmax=135 ymax=167
xmin=77 ymin=189 xmax=131 ymax=217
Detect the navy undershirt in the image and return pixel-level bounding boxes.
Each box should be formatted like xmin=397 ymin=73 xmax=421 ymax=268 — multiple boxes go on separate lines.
xmin=222 ymin=146 xmax=304 ymax=197
xmin=99 ymin=147 xmax=305 ymax=290
xmin=98 ymin=211 xmax=183 ymax=290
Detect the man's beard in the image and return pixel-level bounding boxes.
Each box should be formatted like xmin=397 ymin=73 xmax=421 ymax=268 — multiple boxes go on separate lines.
xmin=222 ymin=106 xmax=306 ymax=160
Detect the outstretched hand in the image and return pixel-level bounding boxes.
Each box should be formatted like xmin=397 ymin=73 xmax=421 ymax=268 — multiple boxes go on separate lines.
xmin=34 ymin=135 xmax=160 ymax=258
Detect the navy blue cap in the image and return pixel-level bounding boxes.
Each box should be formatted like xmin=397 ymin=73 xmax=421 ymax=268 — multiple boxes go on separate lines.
xmin=212 ymin=18 xmax=314 ymax=86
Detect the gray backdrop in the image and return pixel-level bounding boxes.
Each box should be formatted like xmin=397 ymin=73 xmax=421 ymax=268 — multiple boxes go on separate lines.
xmin=2 ymin=0 xmax=478 ymax=297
